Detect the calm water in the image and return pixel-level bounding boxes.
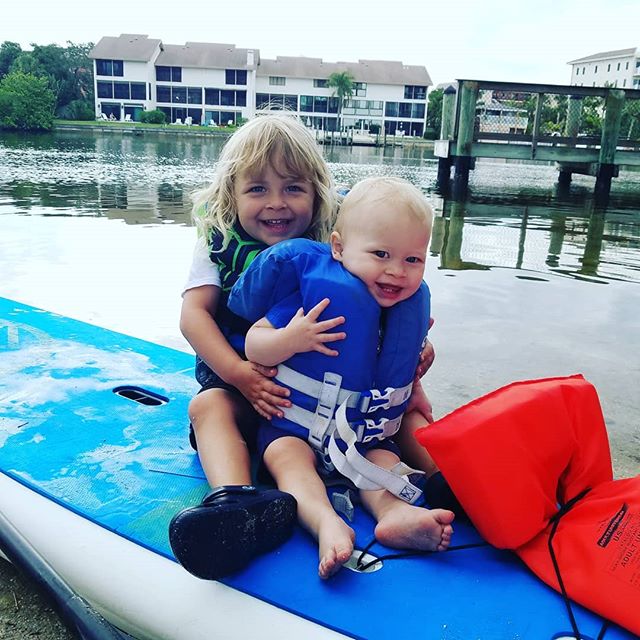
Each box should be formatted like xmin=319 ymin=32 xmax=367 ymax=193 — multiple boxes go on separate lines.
xmin=1 ymin=129 xmax=639 ymax=478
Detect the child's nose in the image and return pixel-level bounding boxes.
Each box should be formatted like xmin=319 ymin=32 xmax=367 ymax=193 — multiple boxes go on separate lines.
xmin=385 ymin=261 xmax=405 ymax=277
xmin=266 ymin=193 xmax=286 ymax=209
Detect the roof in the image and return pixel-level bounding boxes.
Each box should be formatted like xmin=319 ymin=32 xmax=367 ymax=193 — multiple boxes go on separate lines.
xmin=156 ymin=42 xmax=259 ymax=69
xmin=89 ymin=34 xmax=162 ymax=61
xmin=257 ymin=56 xmax=431 ymax=86
xmin=567 ymin=47 xmax=637 ymax=65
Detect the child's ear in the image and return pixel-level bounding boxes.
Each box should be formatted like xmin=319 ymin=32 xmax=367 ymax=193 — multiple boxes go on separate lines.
xmin=330 ymin=231 xmax=344 ymax=261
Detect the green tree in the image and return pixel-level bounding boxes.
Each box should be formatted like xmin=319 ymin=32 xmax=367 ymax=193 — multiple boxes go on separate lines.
xmin=0 ymin=71 xmax=55 ymax=130
xmin=327 ymin=71 xmax=354 ymax=132
xmin=5 ymin=41 xmax=94 ymax=119
xmin=425 ymin=88 xmax=443 ymax=138
xmin=0 ymin=41 xmax=22 ymax=79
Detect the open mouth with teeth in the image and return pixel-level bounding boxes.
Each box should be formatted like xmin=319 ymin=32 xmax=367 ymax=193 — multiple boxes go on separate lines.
xmin=376 ymin=283 xmax=402 ymax=297
xmin=261 ymin=219 xmax=291 ymax=231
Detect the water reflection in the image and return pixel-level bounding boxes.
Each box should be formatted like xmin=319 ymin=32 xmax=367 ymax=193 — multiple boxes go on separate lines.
xmin=1 ymin=130 xmax=639 ymax=285
xmin=431 ymin=195 xmax=640 ymax=284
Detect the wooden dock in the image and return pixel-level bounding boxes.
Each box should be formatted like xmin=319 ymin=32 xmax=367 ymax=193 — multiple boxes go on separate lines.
xmin=435 ymin=80 xmax=640 ymax=200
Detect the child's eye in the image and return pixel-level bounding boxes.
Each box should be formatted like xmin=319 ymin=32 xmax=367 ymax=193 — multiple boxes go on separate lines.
xmin=248 ymin=185 xmax=265 ymax=193
xmin=373 ymin=250 xmax=389 ymax=258
xmin=286 ymin=184 xmax=305 ymax=193
xmin=406 ymin=256 xmax=422 ymax=264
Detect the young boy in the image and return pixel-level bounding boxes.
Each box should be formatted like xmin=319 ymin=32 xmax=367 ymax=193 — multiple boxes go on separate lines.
xmin=239 ymin=177 xmax=454 ymax=579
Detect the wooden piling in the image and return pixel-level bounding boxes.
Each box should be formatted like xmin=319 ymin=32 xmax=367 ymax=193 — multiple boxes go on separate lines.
xmin=452 ymin=81 xmax=478 ymax=197
xmin=595 ymin=89 xmax=624 ymax=198
xmin=436 ymin=85 xmax=457 ymax=190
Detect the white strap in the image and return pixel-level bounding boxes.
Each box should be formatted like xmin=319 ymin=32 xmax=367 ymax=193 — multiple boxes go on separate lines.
xmin=277 ymin=365 xmax=358 ymax=407
xmin=327 ymin=396 xmax=424 ymax=504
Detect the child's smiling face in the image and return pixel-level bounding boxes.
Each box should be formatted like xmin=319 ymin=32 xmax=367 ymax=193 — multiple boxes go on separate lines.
xmin=330 ymin=202 xmax=429 ymax=308
xmin=234 ymin=160 xmax=315 ymax=245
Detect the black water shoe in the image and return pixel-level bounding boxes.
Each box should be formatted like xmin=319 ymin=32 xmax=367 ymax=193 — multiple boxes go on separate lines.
xmin=169 ymin=485 xmax=297 ymax=580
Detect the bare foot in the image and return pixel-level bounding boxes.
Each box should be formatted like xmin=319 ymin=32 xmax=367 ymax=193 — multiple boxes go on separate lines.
xmin=374 ymin=505 xmax=454 ymax=552
xmin=317 ymin=515 xmax=355 ymax=579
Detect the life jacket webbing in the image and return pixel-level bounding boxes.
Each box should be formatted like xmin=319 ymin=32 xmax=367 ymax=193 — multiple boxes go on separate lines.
xmin=278 ymin=364 xmax=413 ymax=449
xmin=328 ymin=396 xmax=424 ymax=504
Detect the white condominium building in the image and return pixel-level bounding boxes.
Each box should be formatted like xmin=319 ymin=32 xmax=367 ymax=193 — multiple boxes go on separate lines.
xmin=568 ymin=48 xmax=640 ymax=89
xmin=89 ymin=34 xmax=431 ymax=135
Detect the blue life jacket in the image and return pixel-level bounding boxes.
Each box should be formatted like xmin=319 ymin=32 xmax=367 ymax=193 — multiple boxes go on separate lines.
xmin=229 ymin=238 xmax=430 ymax=503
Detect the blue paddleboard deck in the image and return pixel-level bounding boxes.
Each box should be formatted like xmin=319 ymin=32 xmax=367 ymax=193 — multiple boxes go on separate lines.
xmin=0 ymin=297 xmax=633 ymax=639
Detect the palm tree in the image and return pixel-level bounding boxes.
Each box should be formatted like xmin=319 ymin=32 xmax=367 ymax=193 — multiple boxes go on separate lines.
xmin=327 ymin=71 xmax=354 ymax=134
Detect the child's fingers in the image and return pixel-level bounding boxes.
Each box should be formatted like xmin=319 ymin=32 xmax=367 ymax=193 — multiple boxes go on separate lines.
xmin=315 ymin=316 xmax=345 ymax=331
xmin=306 ymin=297 xmax=331 ymax=320
xmin=315 ymin=344 xmax=340 ymax=356
xmin=317 ymin=331 xmax=346 ymax=343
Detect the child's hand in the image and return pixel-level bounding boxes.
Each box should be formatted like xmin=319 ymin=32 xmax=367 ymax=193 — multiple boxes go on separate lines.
xmin=283 ymin=298 xmax=346 ymax=356
xmin=416 ymin=339 xmax=435 ymax=379
xmin=231 ymin=360 xmax=292 ymax=420
xmin=406 ymin=379 xmax=433 ymax=423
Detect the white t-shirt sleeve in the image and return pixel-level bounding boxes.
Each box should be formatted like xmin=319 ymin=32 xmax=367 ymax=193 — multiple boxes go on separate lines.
xmin=182 ymin=237 xmax=221 ymax=295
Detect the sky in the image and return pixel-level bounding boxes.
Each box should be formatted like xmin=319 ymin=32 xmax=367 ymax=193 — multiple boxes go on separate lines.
xmin=3 ymin=0 xmax=640 ymax=87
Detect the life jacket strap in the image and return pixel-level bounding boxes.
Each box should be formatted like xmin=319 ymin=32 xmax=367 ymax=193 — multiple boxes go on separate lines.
xmin=277 ymin=365 xmax=412 ymax=450
xmin=328 ymin=396 xmax=424 ymax=504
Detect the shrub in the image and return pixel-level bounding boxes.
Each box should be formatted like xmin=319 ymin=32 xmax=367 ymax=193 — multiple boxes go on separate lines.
xmin=57 ymin=99 xmax=95 ymax=121
xmin=140 ymin=109 xmax=166 ymax=125
xmin=0 ymin=71 xmax=55 ymax=130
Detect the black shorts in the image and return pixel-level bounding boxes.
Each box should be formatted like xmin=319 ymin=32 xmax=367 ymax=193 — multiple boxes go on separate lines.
xmin=189 ymin=356 xmax=260 ymax=451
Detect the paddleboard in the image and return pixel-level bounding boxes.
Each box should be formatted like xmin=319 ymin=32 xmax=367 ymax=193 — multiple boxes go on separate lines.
xmin=0 ymin=297 xmax=635 ymax=640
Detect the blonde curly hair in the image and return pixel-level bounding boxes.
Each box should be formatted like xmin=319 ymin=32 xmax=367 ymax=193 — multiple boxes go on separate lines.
xmin=192 ymin=113 xmax=337 ymax=244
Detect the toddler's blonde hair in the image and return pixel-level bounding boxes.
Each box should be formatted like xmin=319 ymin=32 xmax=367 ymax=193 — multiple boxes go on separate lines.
xmin=192 ymin=113 xmax=337 ymax=243
xmin=334 ymin=176 xmax=433 ymax=236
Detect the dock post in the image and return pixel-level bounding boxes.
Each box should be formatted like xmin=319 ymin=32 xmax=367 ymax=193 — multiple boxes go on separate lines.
xmin=436 ymin=85 xmax=457 ymax=189
xmin=558 ymin=95 xmax=583 ymax=185
xmin=452 ymin=81 xmax=478 ymax=198
xmin=595 ymin=89 xmax=624 ymax=199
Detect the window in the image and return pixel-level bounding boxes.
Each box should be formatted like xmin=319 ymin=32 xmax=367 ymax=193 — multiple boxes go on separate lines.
xmin=575 ymin=67 xmax=580 ymax=75
xmin=314 ymin=96 xmax=328 ymax=112
xmin=114 ymin=82 xmax=130 ymax=99
xmin=300 ymin=95 xmax=313 ymax=112
xmin=172 ymin=87 xmax=187 ymax=103
xmin=404 ymin=85 xmax=427 ymax=100
xmin=97 ymin=81 xmax=113 ymax=99
xmin=313 ymin=79 xmax=327 ymax=88
xmin=594 ymin=65 xmax=598 ymax=73
xmin=626 ymin=61 xmax=629 ymax=70
xmin=354 ymin=82 xmax=367 ymax=97
xmin=205 ymin=88 xmax=220 ymax=105
xmin=225 ymin=69 xmax=247 ymax=85
xmin=411 ymin=103 xmax=425 ymax=119
xmin=157 ymin=85 xmax=171 ymax=103
xmin=221 ymin=90 xmax=235 ymax=106
xmin=385 ymin=102 xmax=399 ymax=117
xmin=608 ymin=64 xmax=611 ymax=72
xmin=155 ymin=66 xmax=182 ymax=82
xmin=269 ymin=76 xmax=286 ymax=86
xmin=236 ymin=91 xmax=247 ymax=107
xmin=96 ymin=59 xmax=124 ymax=77
xmin=187 ymin=87 xmax=202 ymax=104
xmin=617 ymin=62 xmax=621 ymax=71
xmin=131 ymin=83 xmax=146 ymax=100
xmin=398 ymin=102 xmax=412 ymax=118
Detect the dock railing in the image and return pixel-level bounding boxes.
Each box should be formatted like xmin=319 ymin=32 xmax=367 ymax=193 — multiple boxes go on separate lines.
xmin=435 ymin=80 xmax=640 ymax=199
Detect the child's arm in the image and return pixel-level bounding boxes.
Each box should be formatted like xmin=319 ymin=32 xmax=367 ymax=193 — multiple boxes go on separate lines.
xmin=180 ymin=285 xmax=291 ymax=419
xmin=405 ymin=378 xmax=434 ymax=423
xmin=245 ymin=298 xmax=346 ymax=367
